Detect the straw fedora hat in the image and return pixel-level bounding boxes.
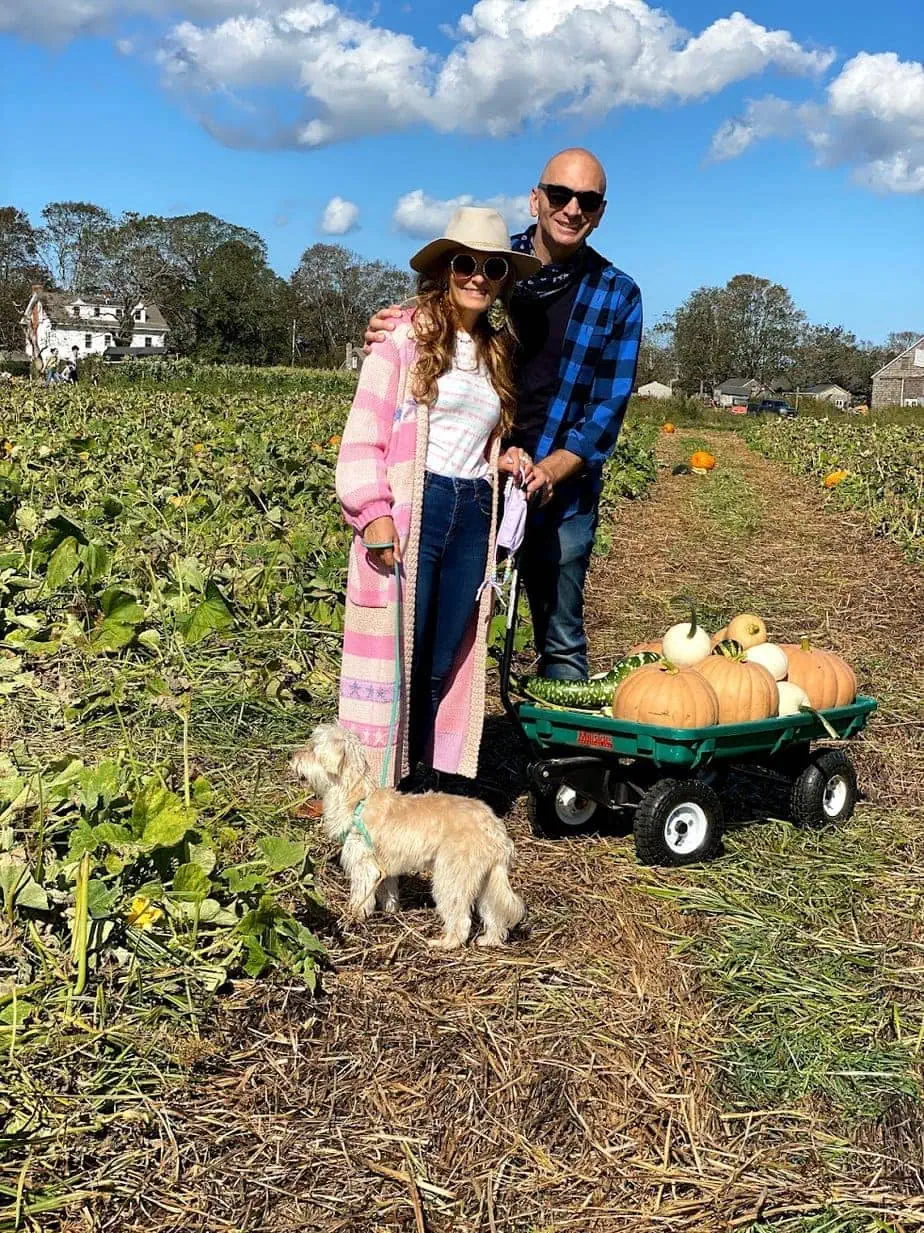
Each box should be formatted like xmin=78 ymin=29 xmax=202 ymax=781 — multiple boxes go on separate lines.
xmin=409 ymin=207 xmax=541 ymax=280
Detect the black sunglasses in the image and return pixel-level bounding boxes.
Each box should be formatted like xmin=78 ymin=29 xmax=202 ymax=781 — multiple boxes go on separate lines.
xmin=449 ymin=252 xmax=509 ymax=282
xmin=538 ymin=182 xmax=606 ymax=213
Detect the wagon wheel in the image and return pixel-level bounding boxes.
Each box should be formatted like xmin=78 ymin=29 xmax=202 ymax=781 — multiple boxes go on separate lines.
xmin=789 ymin=748 xmax=858 ymax=828
xmin=633 ymin=778 xmax=724 ymax=867
xmin=527 ymin=785 xmax=605 ymax=838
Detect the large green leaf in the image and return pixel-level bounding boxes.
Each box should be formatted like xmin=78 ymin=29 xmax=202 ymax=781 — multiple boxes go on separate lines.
xmin=89 ymin=619 xmax=137 ymax=653
xmin=100 ymin=587 xmax=144 ymax=624
xmin=45 ymin=536 xmax=80 ymax=593
xmin=172 ymin=862 xmax=211 ymax=900
xmin=80 ymin=761 xmax=121 ymax=812
xmin=256 ymin=836 xmax=307 ymax=873
xmin=87 ymin=878 xmax=119 ymax=918
xmin=181 ymin=584 xmax=233 ymax=646
xmin=132 ymin=780 xmax=197 ymax=848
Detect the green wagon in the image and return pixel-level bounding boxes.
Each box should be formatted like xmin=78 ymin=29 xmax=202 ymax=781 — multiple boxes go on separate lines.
xmin=498 ymin=561 xmax=876 ymax=865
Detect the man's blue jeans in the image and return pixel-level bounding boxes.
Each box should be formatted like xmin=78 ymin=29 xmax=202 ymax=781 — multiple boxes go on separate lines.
xmin=521 ymin=503 xmax=598 ymax=680
xmin=410 ymin=470 xmax=492 ymax=765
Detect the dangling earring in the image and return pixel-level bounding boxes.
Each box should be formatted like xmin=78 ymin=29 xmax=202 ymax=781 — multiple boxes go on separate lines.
xmin=487 ymin=298 xmax=508 ymax=331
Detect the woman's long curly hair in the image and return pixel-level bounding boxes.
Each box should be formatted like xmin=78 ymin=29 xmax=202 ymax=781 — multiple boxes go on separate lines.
xmin=410 ymin=259 xmax=518 ymax=436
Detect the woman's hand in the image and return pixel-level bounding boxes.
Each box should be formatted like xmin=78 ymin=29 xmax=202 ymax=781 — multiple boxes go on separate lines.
xmin=362 ymin=515 xmax=401 ymax=569
xmin=498 ymin=447 xmax=533 ymax=484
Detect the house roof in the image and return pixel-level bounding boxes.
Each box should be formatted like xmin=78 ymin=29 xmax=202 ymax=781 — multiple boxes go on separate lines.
xmin=871 ymin=335 xmax=924 ymax=380
xmin=803 ymin=383 xmax=850 ymax=395
xmin=716 ymin=378 xmax=761 ymax=394
xmin=26 ymin=291 xmax=168 ymax=332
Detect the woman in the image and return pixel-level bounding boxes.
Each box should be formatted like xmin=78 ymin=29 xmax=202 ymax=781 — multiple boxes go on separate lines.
xmin=335 ymin=207 xmax=540 ymax=784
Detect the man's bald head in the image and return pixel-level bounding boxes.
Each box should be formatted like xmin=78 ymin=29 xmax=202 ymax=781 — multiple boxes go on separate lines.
xmin=539 ymin=148 xmax=607 ymax=196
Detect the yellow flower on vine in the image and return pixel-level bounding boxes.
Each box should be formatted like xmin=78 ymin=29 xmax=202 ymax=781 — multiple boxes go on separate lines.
xmin=125 ymin=895 xmax=164 ymax=930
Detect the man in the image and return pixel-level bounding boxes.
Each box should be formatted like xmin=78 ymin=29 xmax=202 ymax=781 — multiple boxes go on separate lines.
xmin=366 ymin=148 xmax=642 ymax=681
xmin=68 ymin=345 xmax=80 ymax=382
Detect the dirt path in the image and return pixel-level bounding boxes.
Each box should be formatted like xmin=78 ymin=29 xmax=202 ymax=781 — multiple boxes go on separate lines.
xmin=97 ymin=433 xmax=924 ymax=1233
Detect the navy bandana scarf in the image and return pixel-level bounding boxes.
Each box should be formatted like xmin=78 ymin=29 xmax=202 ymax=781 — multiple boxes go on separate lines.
xmin=510 ymin=225 xmax=587 ymax=301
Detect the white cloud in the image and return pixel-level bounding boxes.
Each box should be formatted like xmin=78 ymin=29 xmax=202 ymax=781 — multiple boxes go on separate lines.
xmin=393 ymin=190 xmax=531 ymax=237
xmin=320 ymin=195 xmax=359 ymax=234
xmin=147 ymin=0 xmax=832 ymax=148
xmin=709 ymin=51 xmax=924 ymax=194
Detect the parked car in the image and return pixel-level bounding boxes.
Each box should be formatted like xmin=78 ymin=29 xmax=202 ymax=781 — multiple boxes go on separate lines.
xmin=747 ymin=398 xmax=797 ymax=418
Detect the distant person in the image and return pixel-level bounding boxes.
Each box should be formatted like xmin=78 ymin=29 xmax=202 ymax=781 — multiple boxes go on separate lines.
xmin=69 ymin=345 xmax=80 ymax=382
xmin=43 ymin=348 xmax=60 ymax=385
xmin=366 ymin=148 xmax=642 ymax=682
xmin=336 ymin=207 xmax=539 ymax=784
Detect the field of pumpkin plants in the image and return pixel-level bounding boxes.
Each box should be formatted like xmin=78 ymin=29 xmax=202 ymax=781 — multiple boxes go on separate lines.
xmin=723 ymin=413 xmax=922 ymax=564
xmin=0 ymin=368 xmax=658 ymax=1225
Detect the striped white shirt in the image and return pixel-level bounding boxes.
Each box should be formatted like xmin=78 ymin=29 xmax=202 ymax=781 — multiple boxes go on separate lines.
xmin=425 ymin=331 xmax=500 ymax=480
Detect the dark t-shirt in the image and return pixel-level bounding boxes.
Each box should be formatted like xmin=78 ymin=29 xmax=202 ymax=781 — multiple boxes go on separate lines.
xmin=507 ymin=278 xmax=580 ymax=458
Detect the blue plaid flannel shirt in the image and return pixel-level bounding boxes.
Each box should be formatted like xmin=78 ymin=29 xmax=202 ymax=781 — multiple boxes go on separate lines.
xmin=510 ymin=227 xmax=643 ymax=517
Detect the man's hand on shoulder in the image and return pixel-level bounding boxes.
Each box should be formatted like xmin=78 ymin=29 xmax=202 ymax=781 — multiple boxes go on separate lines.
xmin=363 ymin=305 xmax=406 ymax=354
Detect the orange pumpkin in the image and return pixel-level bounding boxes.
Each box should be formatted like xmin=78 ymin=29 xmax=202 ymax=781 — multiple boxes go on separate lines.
xmin=779 ymin=639 xmax=857 ymax=709
xmin=690 ymin=451 xmax=716 ymax=470
xmin=662 ymin=423 xmax=676 ymax=434
xmin=629 ymin=640 xmax=663 ymax=655
xmin=612 ymin=663 xmax=719 ymax=729
xmin=695 ymin=656 xmax=779 ymax=724
xmin=823 ymin=470 xmax=848 ymax=488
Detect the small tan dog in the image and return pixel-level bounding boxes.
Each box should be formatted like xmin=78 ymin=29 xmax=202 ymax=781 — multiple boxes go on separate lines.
xmin=290 ymin=724 xmax=525 ymax=949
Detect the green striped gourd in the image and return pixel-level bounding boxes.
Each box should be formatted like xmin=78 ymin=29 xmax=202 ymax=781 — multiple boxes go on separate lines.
xmin=519 ymin=652 xmax=661 ymax=709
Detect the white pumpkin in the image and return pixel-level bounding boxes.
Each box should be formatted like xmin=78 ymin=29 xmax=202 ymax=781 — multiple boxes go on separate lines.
xmin=777 ymin=681 xmax=810 ymax=716
xmin=662 ymin=621 xmax=712 ymax=667
xmin=745 ymin=642 xmax=789 ymax=681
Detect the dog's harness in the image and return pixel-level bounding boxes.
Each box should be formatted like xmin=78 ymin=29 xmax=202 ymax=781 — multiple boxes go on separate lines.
xmin=338 ymin=797 xmax=375 ymax=850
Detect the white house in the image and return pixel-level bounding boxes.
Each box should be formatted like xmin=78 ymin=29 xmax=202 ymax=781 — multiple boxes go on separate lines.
xmin=637 ymin=380 xmax=674 ymax=400
xmin=714 ymin=377 xmax=766 ymax=408
xmin=802 ymin=382 xmax=851 ymax=409
xmin=21 ymin=286 xmax=169 ymax=362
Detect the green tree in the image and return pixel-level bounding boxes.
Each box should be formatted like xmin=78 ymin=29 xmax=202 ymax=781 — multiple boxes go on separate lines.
xmin=0 ymin=206 xmax=50 ymax=353
xmin=39 ymin=201 xmax=112 ymax=291
xmin=161 ymin=213 xmax=270 ymax=353
xmin=671 ymin=275 xmax=803 ymax=392
xmin=96 ymin=213 xmax=176 ymax=345
xmin=189 ymin=240 xmax=289 ymax=364
xmin=291 ymin=243 xmax=413 ymax=366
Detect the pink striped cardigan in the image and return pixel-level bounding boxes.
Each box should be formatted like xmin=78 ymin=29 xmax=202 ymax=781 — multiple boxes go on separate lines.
xmin=335 ymin=314 xmax=500 ymax=784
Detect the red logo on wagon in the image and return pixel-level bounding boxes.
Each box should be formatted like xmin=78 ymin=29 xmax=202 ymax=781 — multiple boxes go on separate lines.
xmin=577 ymin=730 xmax=611 ymax=749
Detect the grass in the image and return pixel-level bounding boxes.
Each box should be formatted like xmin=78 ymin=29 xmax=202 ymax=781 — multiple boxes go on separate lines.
xmin=646 ymin=810 xmax=922 ymax=1121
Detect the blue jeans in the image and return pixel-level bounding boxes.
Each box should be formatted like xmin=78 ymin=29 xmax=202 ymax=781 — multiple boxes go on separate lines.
xmin=410 ymin=471 xmax=492 ymax=765
xmin=521 ymin=504 xmax=598 ymax=680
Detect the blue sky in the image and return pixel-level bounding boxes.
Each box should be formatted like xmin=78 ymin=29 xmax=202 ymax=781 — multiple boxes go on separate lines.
xmin=2 ymin=0 xmax=922 ymax=341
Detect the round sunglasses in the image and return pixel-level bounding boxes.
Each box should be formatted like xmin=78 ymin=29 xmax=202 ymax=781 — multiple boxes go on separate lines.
xmin=449 ymin=252 xmax=510 ymax=282
xmin=538 ymin=182 xmax=605 ymax=213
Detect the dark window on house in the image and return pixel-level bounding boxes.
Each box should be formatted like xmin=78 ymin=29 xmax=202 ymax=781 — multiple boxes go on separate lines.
xmin=144 ymin=337 xmax=152 ymax=348
xmin=104 ymin=334 xmax=112 ymax=346
xmin=85 ymin=334 xmax=92 ymax=350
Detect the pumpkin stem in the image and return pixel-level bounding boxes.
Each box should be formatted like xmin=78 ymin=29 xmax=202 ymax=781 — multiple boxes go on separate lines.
xmin=799 ymin=636 xmax=811 ymax=652
xmin=671 ymin=595 xmax=699 ymax=637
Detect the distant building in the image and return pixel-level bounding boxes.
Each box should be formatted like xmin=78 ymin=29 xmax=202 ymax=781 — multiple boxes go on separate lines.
xmin=714 ymin=378 xmax=765 ymax=408
xmin=637 ymin=380 xmax=674 ymax=400
xmin=871 ymin=336 xmax=924 ymax=408
xmin=21 ymin=286 xmax=169 ymax=363
xmin=342 ymin=343 xmax=364 ymax=374
xmin=802 ymin=382 xmax=852 ymax=409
